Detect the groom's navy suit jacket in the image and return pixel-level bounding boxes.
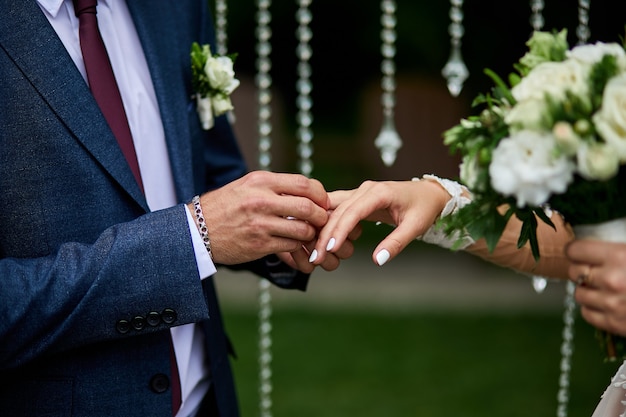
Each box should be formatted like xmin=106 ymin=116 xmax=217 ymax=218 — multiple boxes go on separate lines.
xmin=0 ymin=1 xmax=307 ymax=416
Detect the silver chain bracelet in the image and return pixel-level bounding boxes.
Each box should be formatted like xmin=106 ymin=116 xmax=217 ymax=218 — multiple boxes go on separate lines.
xmin=191 ymin=195 xmax=213 ymax=260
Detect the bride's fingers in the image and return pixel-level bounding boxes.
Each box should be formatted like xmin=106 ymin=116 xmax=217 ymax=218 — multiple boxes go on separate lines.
xmin=371 ymin=215 xmax=428 ymax=266
xmin=302 ymin=240 xmax=342 ymax=271
xmin=579 ymin=304 xmax=626 ymax=337
xmin=330 ymin=236 xmax=355 ymax=260
xmin=316 ymin=193 xmax=389 ymax=263
xmin=311 ymin=211 xmax=361 ymax=265
xmin=328 ymin=189 xmax=356 ymax=210
xmin=347 ymin=223 xmax=363 ymax=242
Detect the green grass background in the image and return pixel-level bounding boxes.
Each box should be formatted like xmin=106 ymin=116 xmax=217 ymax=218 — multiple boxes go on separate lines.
xmin=223 ymin=306 xmax=617 ymax=417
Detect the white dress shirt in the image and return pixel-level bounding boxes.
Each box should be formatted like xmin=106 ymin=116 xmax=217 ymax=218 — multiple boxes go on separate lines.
xmin=37 ymin=1 xmax=215 ymax=415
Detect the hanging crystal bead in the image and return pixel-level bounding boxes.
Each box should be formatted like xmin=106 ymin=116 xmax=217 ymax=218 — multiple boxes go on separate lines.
xmin=255 ymin=1 xmax=274 ymax=416
xmin=577 ymin=0 xmax=591 ymax=45
xmin=374 ymin=0 xmax=403 ymax=166
xmin=214 ymin=0 xmax=236 ymax=124
xmin=529 ymin=0 xmax=545 ymax=31
xmin=296 ymin=0 xmax=314 ymax=178
xmin=556 ymin=9 xmax=592 ymax=417
xmin=556 ymin=281 xmax=577 ymax=417
xmin=442 ymin=0 xmax=468 ymax=97
xmin=531 ymin=276 xmax=548 ymax=293
xmin=214 ymin=0 xmax=228 ymax=56
xmin=527 ymin=0 xmax=548 ymax=295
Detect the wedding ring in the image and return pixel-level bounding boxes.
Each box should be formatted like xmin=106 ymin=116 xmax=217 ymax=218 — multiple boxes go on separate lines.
xmin=577 ymin=265 xmax=592 ymax=286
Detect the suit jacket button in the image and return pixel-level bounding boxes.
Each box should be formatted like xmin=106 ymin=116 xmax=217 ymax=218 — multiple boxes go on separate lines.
xmin=149 ymin=373 xmax=170 ymax=394
xmin=147 ymin=311 xmax=161 ymax=327
xmin=116 ymin=319 xmax=130 ymax=334
xmin=131 ymin=315 xmax=146 ymax=331
xmin=162 ymin=308 xmax=177 ymax=324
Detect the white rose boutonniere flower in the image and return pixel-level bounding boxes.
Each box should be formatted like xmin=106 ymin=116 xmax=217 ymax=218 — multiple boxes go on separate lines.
xmin=191 ymin=42 xmax=240 ymax=130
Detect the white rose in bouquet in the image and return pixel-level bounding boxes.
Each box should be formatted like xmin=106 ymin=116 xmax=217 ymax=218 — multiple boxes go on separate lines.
xmin=593 ymin=73 xmax=626 ymax=162
xmin=489 ymin=130 xmax=574 ymax=207
xmin=552 ymin=121 xmax=582 ymax=156
xmin=568 ymin=42 xmax=626 ymax=71
xmin=505 ymin=98 xmax=548 ymax=131
xmin=576 ymin=141 xmax=620 ymax=181
xmin=511 ymin=60 xmax=590 ymax=107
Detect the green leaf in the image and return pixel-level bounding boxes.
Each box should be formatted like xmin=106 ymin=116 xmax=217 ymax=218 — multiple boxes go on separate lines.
xmin=484 ymin=68 xmax=515 ymax=105
xmin=465 ymin=205 xmax=509 ymax=253
xmin=534 ymin=207 xmax=555 ymax=230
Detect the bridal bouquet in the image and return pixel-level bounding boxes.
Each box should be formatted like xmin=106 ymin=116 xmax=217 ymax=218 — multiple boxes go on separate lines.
xmin=191 ymin=42 xmax=240 ymax=130
xmin=442 ymin=30 xmax=626 ymax=359
xmin=443 ymin=29 xmax=626 ymax=258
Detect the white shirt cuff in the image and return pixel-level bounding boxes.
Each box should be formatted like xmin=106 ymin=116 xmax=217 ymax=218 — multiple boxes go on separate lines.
xmin=184 ymin=205 xmax=217 ymax=279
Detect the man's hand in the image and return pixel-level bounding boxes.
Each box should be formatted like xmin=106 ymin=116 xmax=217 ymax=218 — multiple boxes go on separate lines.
xmin=193 ymin=171 xmax=331 ymax=268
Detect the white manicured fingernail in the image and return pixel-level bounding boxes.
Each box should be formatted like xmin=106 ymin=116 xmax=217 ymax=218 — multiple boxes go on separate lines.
xmin=326 ymin=238 xmax=336 ymax=251
xmin=309 ymin=249 xmax=318 ymax=263
xmin=375 ymin=249 xmax=390 ymax=266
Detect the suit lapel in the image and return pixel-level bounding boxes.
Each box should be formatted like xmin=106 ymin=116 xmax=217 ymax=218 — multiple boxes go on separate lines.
xmin=127 ymin=1 xmax=196 ymax=202
xmin=0 ymin=1 xmax=147 ymax=209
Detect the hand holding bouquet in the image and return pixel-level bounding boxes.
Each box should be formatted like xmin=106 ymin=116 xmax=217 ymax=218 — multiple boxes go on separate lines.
xmin=442 ymin=29 xmax=626 ymax=360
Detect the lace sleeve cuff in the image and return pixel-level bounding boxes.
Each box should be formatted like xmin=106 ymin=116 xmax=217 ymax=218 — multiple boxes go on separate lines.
xmin=413 ymin=174 xmax=475 ymax=250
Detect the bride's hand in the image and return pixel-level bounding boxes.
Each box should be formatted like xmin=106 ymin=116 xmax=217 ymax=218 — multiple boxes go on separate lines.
xmin=309 ymin=179 xmax=450 ymax=266
xmin=567 ymin=239 xmax=626 ymax=336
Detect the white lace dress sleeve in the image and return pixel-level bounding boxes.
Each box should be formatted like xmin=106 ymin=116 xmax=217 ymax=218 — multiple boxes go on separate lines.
xmin=413 ymin=174 xmax=475 ymax=250
xmin=591 ymin=360 xmax=626 ymax=417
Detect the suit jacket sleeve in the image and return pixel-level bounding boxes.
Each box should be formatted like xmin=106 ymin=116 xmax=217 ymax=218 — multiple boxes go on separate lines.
xmin=0 ymin=206 xmax=209 ymax=370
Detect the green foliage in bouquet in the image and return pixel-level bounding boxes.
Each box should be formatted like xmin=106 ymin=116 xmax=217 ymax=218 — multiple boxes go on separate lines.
xmin=442 ymin=92 xmax=556 ymax=260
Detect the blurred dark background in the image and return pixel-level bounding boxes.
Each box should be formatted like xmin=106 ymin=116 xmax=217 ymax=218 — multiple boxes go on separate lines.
xmin=224 ymin=0 xmax=626 ymax=191
xmin=213 ymin=3 xmax=626 ymax=416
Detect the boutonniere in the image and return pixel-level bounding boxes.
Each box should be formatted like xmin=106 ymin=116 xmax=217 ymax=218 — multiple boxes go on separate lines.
xmin=190 ymin=42 xmax=240 ymax=130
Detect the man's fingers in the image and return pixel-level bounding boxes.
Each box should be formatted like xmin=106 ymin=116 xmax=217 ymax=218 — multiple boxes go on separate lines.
xmin=278 ymin=195 xmax=329 ymax=228
xmin=254 ymin=171 xmax=329 ymax=210
xmin=288 ymin=246 xmax=315 ymax=274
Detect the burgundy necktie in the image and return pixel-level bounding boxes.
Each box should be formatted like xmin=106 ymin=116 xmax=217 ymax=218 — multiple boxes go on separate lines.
xmin=73 ymin=0 xmax=181 ymax=412
xmin=168 ymin=335 xmax=183 ymax=413
xmin=73 ymin=0 xmax=143 ymax=192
